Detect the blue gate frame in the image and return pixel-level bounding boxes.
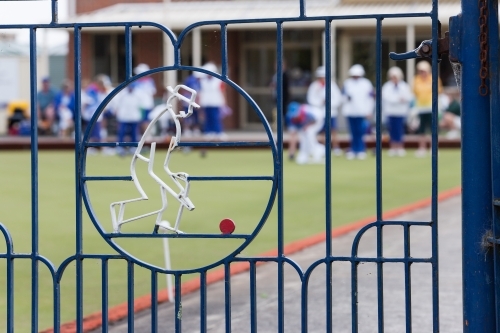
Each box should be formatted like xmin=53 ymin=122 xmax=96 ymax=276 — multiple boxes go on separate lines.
xmin=461 ymin=0 xmax=499 ymax=331
xmin=0 ymin=0 xmax=498 ymax=332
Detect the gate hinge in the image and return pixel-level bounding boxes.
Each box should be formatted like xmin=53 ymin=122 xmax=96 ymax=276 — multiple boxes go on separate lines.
xmin=486 ymin=200 xmax=500 ymax=246
xmin=485 ymin=230 xmax=496 ymax=249
xmin=448 ymin=14 xmax=462 ymax=63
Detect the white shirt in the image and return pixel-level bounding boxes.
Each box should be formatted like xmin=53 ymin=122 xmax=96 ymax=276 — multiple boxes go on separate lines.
xmin=134 ymin=78 xmax=156 ymax=110
xmin=82 ymin=87 xmax=112 ymax=122
xmin=114 ymin=88 xmax=143 ymax=122
xmin=341 ymin=77 xmax=374 ymax=117
xmin=307 ymin=80 xmax=342 ymax=118
xmin=381 ymin=80 xmax=413 ymax=117
xmin=199 ymin=77 xmax=225 ymax=107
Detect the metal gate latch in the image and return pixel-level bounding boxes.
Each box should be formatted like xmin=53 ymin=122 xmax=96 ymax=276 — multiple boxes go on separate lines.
xmin=389 ymin=21 xmax=450 ymax=61
xmin=388 ymin=16 xmax=462 ymax=87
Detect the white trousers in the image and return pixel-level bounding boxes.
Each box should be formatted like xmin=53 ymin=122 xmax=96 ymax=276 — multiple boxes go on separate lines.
xmin=296 ymin=117 xmax=325 ymax=164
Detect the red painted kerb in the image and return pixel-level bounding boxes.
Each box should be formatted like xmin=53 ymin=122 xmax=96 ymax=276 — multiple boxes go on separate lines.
xmin=41 ymin=186 xmax=462 ymax=333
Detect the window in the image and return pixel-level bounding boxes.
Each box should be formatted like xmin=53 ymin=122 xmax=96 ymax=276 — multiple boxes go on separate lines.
xmin=93 ymin=33 xmax=135 ymax=84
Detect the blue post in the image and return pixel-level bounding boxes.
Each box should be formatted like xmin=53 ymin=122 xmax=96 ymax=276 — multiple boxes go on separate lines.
xmin=461 ymin=0 xmax=496 ymax=330
xmin=489 ymin=0 xmax=500 ymax=329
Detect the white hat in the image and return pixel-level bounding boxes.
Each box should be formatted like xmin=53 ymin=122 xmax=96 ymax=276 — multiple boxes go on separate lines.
xmin=202 ymin=62 xmax=218 ymax=73
xmin=315 ymin=66 xmax=326 ymax=78
xmin=95 ymin=74 xmax=112 ymax=87
xmin=416 ymin=61 xmax=431 ymax=72
xmin=193 ymin=70 xmax=206 ymax=79
xmin=387 ymin=66 xmax=404 ymax=80
xmin=349 ymin=64 xmax=365 ymax=77
xmin=133 ymin=63 xmax=150 ymax=75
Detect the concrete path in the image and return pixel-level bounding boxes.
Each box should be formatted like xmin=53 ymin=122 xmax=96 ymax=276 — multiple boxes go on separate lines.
xmin=96 ymin=195 xmax=462 ymax=333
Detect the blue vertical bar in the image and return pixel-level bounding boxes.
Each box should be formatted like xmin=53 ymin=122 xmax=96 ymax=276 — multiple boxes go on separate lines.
xmin=102 ymin=259 xmax=109 ymax=333
xmin=51 ymin=0 xmax=58 ymax=24
xmin=73 ymin=26 xmax=82 ymax=149
xmin=324 ymin=23 xmax=333 ymax=254
xmin=249 ymin=262 xmax=257 ymax=333
xmin=375 ymin=17 xmax=383 ymax=222
xmin=200 ymin=271 xmax=207 ymax=333
xmin=276 ymin=22 xmax=284 ymax=256
xmin=324 ymin=20 xmax=333 ymax=333
xmin=125 ymin=25 xmax=132 ymax=80
xmin=224 ymin=263 xmax=231 ymax=333
xmin=375 ymin=18 xmax=385 ymax=333
xmin=53 ymin=273 xmax=61 ymax=333
xmin=430 ymin=1 xmax=440 ymax=332
xmin=175 ymin=274 xmax=182 ymax=333
xmin=489 ymin=0 xmax=500 ymax=331
xmin=351 ymin=259 xmax=359 ymax=333
xmin=76 ymin=258 xmax=83 ymax=332
xmin=29 ymin=27 xmax=39 ymax=333
xmin=127 ymin=261 xmax=135 ymax=333
xmin=151 ymin=271 xmax=158 ymax=333
xmin=403 ymin=224 xmax=412 ymax=332
xmin=173 ymin=40 xmax=180 ymax=66
xmin=301 ymin=276 xmax=309 ymax=333
xmin=220 ymin=24 xmax=228 ymax=78
xmin=276 ymin=22 xmax=285 ymax=333
xmin=74 ymin=25 xmax=84 ymax=333
xmin=7 ymin=254 xmax=14 ymax=333
xmin=461 ymin=0 xmax=495 ymax=330
xmin=299 ymin=0 xmax=305 ymax=17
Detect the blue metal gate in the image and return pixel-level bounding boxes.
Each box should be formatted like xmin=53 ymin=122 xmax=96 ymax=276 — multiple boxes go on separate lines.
xmin=1 ymin=0 xmax=498 ymax=332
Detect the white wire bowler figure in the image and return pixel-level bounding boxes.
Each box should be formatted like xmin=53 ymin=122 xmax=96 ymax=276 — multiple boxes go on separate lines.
xmin=110 ymin=84 xmax=199 ymax=234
